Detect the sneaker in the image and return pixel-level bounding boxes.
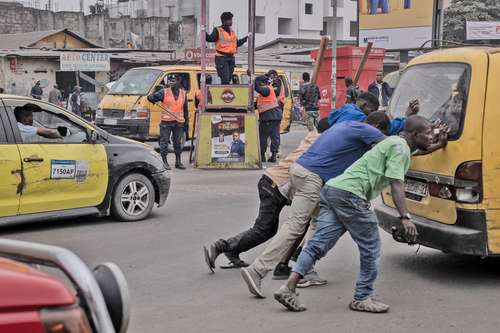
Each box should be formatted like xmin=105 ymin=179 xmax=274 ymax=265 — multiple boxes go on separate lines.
xmin=272 ymin=263 xmax=291 ymax=280
xmin=296 ymin=271 xmax=327 ymax=288
xmin=273 ymin=285 xmax=307 ymax=312
xmin=241 ymin=267 xmax=265 ymax=298
xmin=349 ymin=298 xmax=390 ymax=313
xmin=220 ymin=252 xmax=249 ymax=268
xmin=202 ymin=240 xmax=226 ymax=272
xmin=267 ymin=154 xmax=277 ymax=163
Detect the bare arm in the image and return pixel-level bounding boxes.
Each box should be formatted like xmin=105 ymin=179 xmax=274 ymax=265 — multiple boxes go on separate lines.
xmin=390 ymin=179 xmax=418 ymax=242
xmin=37 ymin=127 xmax=61 ymax=139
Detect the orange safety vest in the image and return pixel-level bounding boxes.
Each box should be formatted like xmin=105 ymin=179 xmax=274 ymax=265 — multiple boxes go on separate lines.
xmin=277 ymin=81 xmax=286 ymax=105
xmin=161 ymin=88 xmax=185 ymax=123
xmin=215 ymin=27 xmax=237 ymax=56
xmin=256 ymin=84 xmax=280 ymax=114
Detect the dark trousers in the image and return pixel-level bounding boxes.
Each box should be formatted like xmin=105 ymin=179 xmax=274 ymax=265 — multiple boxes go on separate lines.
xmin=259 ymin=120 xmax=281 ymax=156
xmin=224 ymin=175 xmax=287 ymax=254
xmin=159 ymin=121 xmax=184 ymax=157
xmin=215 ymin=55 xmax=235 ymax=84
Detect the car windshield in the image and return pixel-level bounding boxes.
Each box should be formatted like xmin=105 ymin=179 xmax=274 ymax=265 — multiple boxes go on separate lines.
xmin=388 ymin=63 xmax=470 ymax=138
xmin=109 ymin=69 xmax=162 ymax=95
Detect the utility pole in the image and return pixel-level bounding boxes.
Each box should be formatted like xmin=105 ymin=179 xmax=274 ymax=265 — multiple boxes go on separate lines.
xmin=330 ymin=0 xmax=337 ymax=110
xmin=80 ymin=0 xmax=84 ymax=13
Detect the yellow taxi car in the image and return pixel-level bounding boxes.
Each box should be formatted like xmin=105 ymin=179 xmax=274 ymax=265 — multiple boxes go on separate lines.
xmin=0 ymin=94 xmax=170 ymax=225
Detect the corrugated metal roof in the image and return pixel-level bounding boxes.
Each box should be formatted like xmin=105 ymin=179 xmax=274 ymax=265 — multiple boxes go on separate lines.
xmin=0 ymin=29 xmax=101 ymax=50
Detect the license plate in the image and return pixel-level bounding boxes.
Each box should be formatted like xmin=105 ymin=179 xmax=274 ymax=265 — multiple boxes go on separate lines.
xmin=103 ymin=118 xmax=117 ymax=125
xmin=404 ymin=179 xmax=428 ymax=197
xmin=51 ymin=160 xmax=76 ymax=179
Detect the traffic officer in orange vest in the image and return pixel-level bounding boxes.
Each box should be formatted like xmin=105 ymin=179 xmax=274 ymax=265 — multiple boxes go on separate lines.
xmin=255 ymin=73 xmax=283 ymax=163
xmin=267 ymin=70 xmax=286 ymax=109
xmin=147 ymin=74 xmax=188 ymax=170
xmin=206 ymin=12 xmax=248 ymax=84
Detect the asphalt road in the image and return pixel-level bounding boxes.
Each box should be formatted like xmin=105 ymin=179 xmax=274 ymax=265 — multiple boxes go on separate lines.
xmin=3 ymin=124 xmax=500 ymax=333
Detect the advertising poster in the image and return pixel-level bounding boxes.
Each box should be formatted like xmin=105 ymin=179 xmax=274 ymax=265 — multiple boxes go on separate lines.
xmin=359 ymin=0 xmax=435 ymax=50
xmin=211 ymin=115 xmax=246 ymax=163
xmin=466 ymin=21 xmax=500 ymax=40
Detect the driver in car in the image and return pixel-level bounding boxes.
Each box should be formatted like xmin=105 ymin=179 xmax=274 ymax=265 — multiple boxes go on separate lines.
xmin=14 ymin=104 xmax=63 ymax=142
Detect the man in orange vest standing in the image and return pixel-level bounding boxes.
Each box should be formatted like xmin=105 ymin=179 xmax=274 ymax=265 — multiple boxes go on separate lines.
xmin=255 ymin=73 xmax=283 ymax=163
xmin=206 ymin=12 xmax=248 ymax=84
xmin=147 ymin=74 xmax=188 ymax=170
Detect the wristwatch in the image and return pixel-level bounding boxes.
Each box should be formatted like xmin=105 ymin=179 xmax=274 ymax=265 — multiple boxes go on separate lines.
xmin=399 ymin=213 xmax=411 ymax=220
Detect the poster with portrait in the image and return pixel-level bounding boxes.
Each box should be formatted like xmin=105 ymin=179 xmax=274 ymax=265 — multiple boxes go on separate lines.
xmin=211 ymin=115 xmax=246 ymax=163
xmin=358 ymin=0 xmax=436 ymax=50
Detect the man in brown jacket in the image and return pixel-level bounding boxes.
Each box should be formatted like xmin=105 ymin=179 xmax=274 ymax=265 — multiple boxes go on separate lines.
xmin=203 ymin=122 xmax=324 ymax=272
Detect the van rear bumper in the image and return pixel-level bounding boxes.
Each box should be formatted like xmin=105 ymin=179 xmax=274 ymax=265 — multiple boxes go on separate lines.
xmin=96 ymin=118 xmax=150 ymax=141
xmin=376 ymin=204 xmax=488 ymax=257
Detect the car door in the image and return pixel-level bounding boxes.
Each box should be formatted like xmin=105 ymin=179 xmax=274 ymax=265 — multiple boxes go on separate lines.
xmin=0 ymin=100 xmax=22 ymax=217
xmin=4 ymin=99 xmax=109 ymax=215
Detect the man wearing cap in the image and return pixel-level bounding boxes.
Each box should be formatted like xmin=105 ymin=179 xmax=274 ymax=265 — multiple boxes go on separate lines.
xmin=147 ymin=75 xmax=188 ymax=170
xmin=206 ymin=12 xmax=248 ymax=84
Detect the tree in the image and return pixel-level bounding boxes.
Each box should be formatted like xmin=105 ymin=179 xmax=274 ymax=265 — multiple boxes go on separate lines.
xmin=443 ymin=0 xmax=500 ymax=44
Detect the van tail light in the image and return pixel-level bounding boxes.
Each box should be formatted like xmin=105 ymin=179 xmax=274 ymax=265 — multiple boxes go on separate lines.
xmin=40 ymin=306 xmax=93 ymax=333
xmin=454 ymin=161 xmax=483 ymax=203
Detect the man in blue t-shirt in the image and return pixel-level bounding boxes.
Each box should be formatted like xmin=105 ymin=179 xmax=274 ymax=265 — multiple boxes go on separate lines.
xmin=241 ymin=111 xmax=391 ymax=298
xmin=328 ymin=92 xmax=419 ymax=135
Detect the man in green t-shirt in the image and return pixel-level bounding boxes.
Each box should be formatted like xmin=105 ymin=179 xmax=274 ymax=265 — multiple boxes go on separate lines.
xmin=273 ymin=116 xmax=444 ymax=313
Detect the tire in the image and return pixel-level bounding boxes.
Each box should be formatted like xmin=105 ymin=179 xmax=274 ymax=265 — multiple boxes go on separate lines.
xmin=111 ymin=173 xmax=155 ymax=222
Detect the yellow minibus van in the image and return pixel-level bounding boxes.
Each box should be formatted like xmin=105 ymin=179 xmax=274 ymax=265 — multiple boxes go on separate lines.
xmin=376 ymin=47 xmax=500 ymax=257
xmin=96 ymin=66 xmax=292 ymax=142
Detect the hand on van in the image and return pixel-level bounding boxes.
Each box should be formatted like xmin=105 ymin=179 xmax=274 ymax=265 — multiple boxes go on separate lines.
xmin=405 ymin=99 xmax=420 ymax=117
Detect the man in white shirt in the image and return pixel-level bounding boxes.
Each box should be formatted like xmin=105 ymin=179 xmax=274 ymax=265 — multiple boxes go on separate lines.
xmin=368 ymin=72 xmax=393 ymax=110
xmin=14 ymin=104 xmax=62 ymax=142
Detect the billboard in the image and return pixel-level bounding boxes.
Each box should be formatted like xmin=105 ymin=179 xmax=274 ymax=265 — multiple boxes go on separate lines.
xmin=466 ymin=21 xmax=500 ymax=40
xmin=359 ymin=0 xmax=435 ymax=50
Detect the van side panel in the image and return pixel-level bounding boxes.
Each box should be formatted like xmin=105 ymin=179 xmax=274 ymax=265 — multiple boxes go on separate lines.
xmin=481 ymin=52 xmax=500 ymax=254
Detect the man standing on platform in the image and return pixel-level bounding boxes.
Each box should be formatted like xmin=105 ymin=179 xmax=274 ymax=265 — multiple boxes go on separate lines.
xmin=206 ymin=12 xmax=248 ymax=84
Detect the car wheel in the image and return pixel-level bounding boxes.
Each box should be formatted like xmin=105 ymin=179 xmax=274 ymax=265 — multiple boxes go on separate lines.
xmin=111 ymin=173 xmax=155 ymax=222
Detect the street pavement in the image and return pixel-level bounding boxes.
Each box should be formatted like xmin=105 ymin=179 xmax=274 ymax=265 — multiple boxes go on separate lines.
xmin=2 ymin=124 xmax=500 ymax=333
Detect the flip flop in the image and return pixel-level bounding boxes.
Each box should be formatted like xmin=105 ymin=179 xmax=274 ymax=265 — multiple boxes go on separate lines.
xmin=203 ymin=246 xmax=215 ymax=273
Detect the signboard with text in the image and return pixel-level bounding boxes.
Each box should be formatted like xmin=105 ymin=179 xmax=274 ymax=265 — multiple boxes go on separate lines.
xmin=466 ymin=21 xmax=500 ymax=40
xmin=358 ymin=0 xmax=435 ymax=50
xmin=184 ymin=48 xmax=216 ymax=64
xmin=60 ymin=52 xmax=110 ymax=72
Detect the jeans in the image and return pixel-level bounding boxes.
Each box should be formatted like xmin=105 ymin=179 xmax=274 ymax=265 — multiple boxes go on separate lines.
xmin=224 ymin=175 xmax=287 ymax=254
xmin=404 ymin=0 xmax=410 ymax=9
xmin=370 ymin=0 xmax=389 ymax=14
xmin=259 ymin=120 xmax=281 ymax=157
xmin=215 ymin=55 xmax=235 ymax=84
xmin=293 ymin=186 xmax=381 ymax=301
xmin=253 ymin=163 xmax=322 ymax=277
xmin=159 ymin=121 xmax=184 ymax=157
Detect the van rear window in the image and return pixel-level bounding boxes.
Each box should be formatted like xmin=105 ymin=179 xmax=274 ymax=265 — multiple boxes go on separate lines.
xmin=388 ymin=63 xmax=470 ymax=139
xmin=110 ymin=69 xmax=163 ymax=95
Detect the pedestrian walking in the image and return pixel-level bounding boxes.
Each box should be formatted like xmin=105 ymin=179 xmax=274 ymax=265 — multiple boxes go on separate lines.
xmin=147 ymin=74 xmax=188 ymax=170
xmin=69 ymin=86 xmax=82 ymax=116
xmin=273 ymin=116 xmax=448 ymax=313
xmin=203 ymin=120 xmax=321 ymax=271
xmin=299 ymin=72 xmax=320 ymax=128
xmin=368 ymin=71 xmax=393 ymax=110
xmin=255 ymin=74 xmax=283 ymax=163
xmin=345 ymin=77 xmax=359 ymax=104
xmin=48 ymin=85 xmax=62 ymax=106
xmin=206 ymin=12 xmax=248 ymax=84
xmin=30 ymin=81 xmax=43 ymax=100
xmin=240 ymin=110 xmax=394 ymax=298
